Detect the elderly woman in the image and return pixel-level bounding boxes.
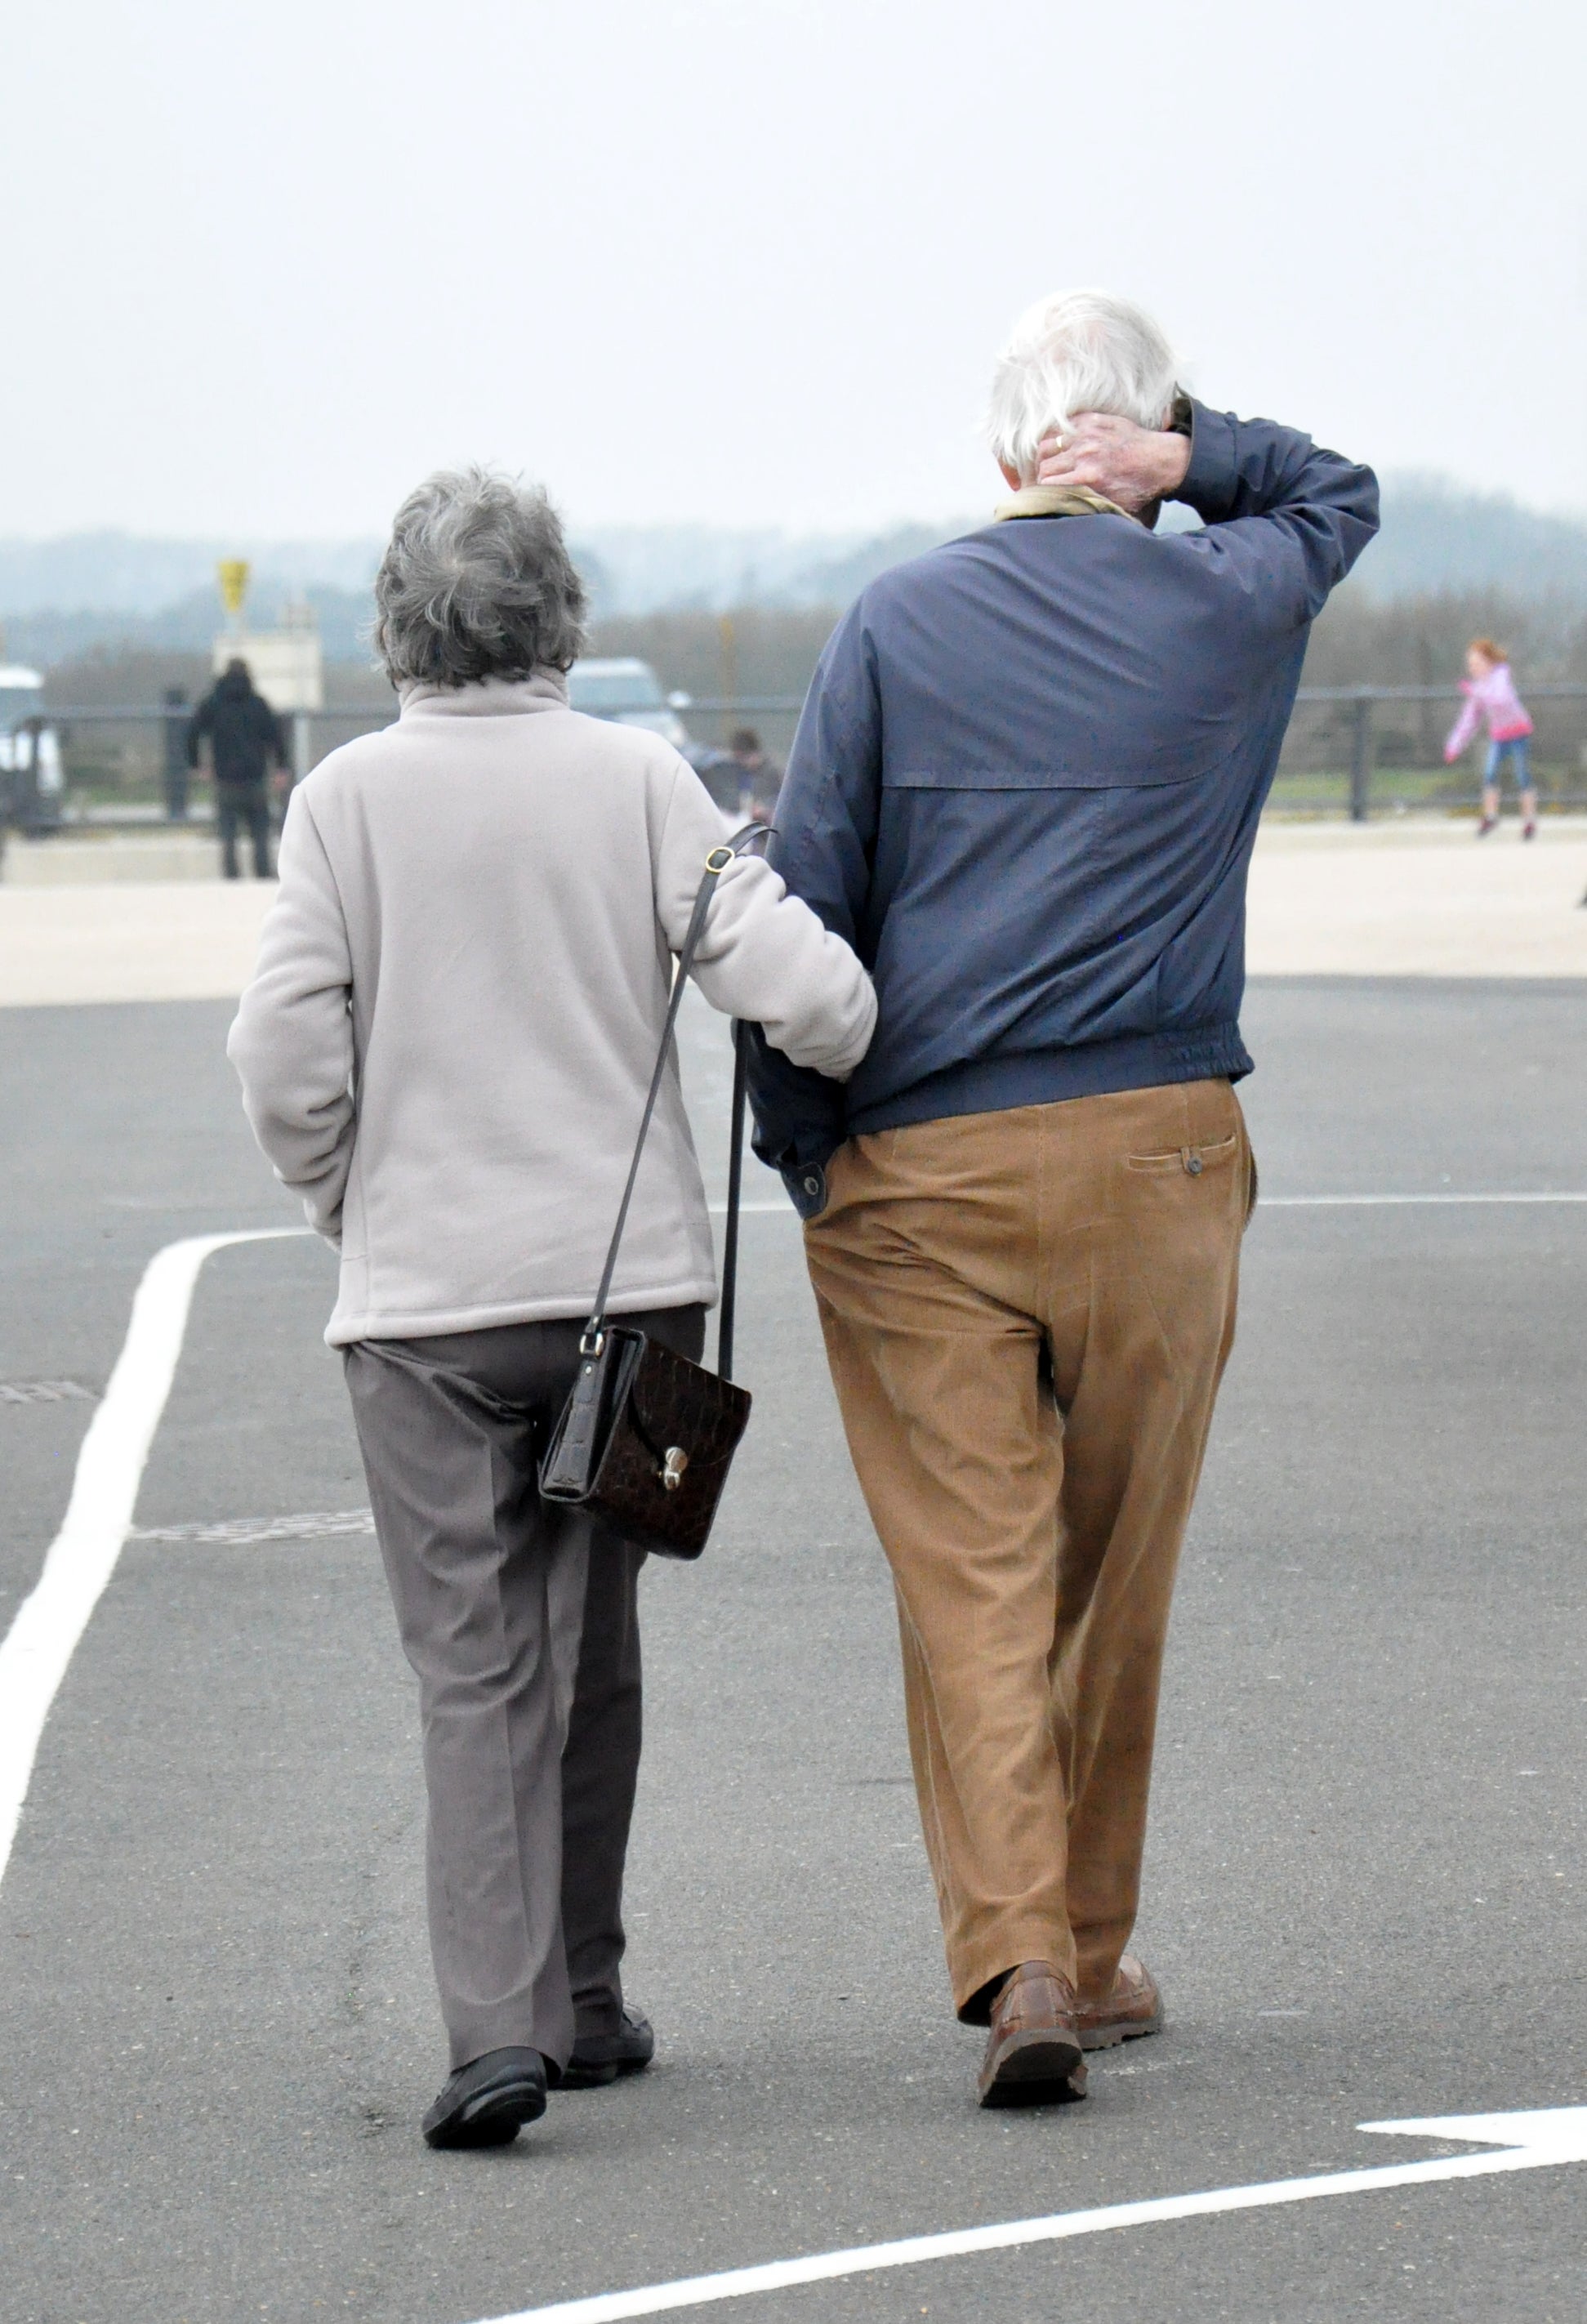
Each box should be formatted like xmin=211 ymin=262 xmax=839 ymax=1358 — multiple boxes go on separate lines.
xmin=228 ymin=468 xmax=874 ymax=2148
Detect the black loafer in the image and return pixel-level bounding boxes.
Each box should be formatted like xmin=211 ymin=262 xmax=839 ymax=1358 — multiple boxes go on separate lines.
xmin=560 ymin=2005 xmax=655 ymax=2090
xmin=421 ymin=2046 xmax=548 ymax=2148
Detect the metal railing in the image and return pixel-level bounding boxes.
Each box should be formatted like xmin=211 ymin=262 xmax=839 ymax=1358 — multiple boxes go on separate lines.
xmin=688 ymin=684 xmax=1587 ymax=817
xmin=11 ymin=685 xmax=1587 ymax=830
xmin=1287 ymin=684 xmax=1587 ymax=819
xmin=2 ymin=703 xmax=397 ymax=830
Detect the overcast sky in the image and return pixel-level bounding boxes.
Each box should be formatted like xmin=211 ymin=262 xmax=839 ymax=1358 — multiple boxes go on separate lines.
xmin=5 ymin=0 xmax=1584 ymax=541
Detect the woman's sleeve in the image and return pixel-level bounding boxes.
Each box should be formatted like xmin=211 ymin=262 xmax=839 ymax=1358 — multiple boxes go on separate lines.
xmin=225 ymin=791 xmax=357 ymax=1242
xmin=1444 ymin=687 xmax=1480 ymax=762
xmin=652 ymin=760 xmax=877 ymax=1081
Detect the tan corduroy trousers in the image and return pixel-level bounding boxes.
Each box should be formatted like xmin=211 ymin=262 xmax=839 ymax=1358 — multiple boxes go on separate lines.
xmin=805 ymin=1078 xmax=1251 ymax=2023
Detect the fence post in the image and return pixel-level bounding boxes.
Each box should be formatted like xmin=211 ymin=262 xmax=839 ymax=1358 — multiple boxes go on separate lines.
xmin=162 ymin=688 xmax=189 ymax=821
xmin=1349 ymin=692 xmax=1371 ymax=823
xmin=717 ymin=615 xmax=738 ymax=748
xmin=292 ymin=711 xmax=311 ymax=787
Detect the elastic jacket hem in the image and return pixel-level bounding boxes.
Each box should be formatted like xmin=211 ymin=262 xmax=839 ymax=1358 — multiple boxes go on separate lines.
xmin=323 ymin=1274 xmax=719 ymax=1349
xmin=778 ymin=1025 xmax=1251 ymax=1219
xmin=849 ymin=1023 xmax=1251 ymax=1138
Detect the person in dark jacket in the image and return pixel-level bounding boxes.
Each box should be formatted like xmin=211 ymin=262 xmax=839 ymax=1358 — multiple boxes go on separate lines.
xmin=724 ymin=727 xmax=783 ymax=824
xmin=687 ymin=729 xmax=782 ymax=824
xmin=187 ymin=658 xmax=289 ymax=877
xmin=749 ymin=288 xmax=1379 ymax=2110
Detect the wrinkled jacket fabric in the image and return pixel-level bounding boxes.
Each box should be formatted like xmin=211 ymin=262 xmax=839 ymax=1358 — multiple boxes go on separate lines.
xmin=748 ymin=401 xmax=1379 ymax=1210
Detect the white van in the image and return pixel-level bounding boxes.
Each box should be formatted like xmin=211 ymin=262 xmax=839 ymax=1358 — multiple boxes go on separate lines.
xmin=0 ymin=665 xmax=65 ymax=828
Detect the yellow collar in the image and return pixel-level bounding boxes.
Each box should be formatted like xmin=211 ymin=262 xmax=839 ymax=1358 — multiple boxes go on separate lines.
xmin=992 ymin=483 xmax=1131 ymax=524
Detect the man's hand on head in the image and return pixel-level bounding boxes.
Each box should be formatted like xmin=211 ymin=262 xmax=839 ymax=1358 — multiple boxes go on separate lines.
xmin=1034 ymin=413 xmax=1192 ymax=518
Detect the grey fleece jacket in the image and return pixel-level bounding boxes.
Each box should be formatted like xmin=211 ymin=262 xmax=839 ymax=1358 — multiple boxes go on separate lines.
xmin=226 ymin=673 xmax=876 ymax=1344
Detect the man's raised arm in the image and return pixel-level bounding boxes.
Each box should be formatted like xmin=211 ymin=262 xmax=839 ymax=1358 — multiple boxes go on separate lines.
xmin=1041 ymin=398 xmax=1380 ymax=627
xmin=1172 ymin=399 xmax=1380 ymax=618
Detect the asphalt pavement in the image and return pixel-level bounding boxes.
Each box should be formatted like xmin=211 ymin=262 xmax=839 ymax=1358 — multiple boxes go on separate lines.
xmin=1 ymin=979 xmax=1584 ymax=2324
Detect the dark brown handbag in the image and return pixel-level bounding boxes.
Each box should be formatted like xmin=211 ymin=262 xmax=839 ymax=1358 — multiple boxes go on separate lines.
xmin=538 ymin=841 xmax=754 ymax=1559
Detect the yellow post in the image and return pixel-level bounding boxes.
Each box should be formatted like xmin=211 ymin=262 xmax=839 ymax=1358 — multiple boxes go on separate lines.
xmin=216 ymin=560 xmax=251 ymax=631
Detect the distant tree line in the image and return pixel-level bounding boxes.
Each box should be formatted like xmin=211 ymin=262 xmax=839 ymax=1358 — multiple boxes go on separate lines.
xmin=594 ymin=585 xmax=1587 ymax=773
xmin=34 ymin=578 xmax=1587 ymax=790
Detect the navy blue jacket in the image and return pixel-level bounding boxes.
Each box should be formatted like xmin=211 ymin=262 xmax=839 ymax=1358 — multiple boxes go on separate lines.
xmin=748 ymin=401 xmax=1379 ymax=1212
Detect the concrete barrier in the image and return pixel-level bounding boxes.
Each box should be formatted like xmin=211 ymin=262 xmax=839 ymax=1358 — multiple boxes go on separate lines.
xmin=0 ymin=881 xmax=274 ymax=1006
xmin=1 ymin=831 xmax=226 ymax=885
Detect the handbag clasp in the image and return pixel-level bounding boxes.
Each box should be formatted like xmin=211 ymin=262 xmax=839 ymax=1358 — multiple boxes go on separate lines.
xmin=661 ymin=1446 xmax=689 ymax=1492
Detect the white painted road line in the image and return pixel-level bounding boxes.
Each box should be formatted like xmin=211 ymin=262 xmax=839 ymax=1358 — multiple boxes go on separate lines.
xmin=0 ymin=1229 xmax=307 ymax=1888
xmin=129 ymin=1507 xmax=375 ymax=1546
xmin=465 ymin=2108 xmax=1587 ymax=2324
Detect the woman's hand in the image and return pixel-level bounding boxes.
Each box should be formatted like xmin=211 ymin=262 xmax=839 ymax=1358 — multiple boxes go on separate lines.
xmin=1034 ymin=413 xmax=1192 ymax=516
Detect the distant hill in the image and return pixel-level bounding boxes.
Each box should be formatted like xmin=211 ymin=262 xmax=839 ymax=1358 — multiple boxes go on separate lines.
xmin=570 ymin=521 xmax=970 ymax=614
xmin=1352 ymin=478 xmax=1587 ymax=600
xmin=0 ymin=533 xmax=384 ymax=670
xmin=5 ymin=478 xmax=1587 ymax=668
xmin=0 ymin=532 xmax=381 ymax=618
xmin=3 ymin=583 xmax=380 ymax=671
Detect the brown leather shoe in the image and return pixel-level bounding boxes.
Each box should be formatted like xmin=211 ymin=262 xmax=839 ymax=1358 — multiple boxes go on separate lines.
xmin=1075 ymin=1954 xmax=1163 ymax=2051
xmin=977 ymin=1961 xmax=1087 ymax=2108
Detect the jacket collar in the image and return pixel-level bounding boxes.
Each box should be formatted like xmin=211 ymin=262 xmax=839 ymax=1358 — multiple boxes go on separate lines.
xmin=992 ymin=483 xmax=1132 ymax=524
xmin=398 ymin=670 xmax=570 ymax=717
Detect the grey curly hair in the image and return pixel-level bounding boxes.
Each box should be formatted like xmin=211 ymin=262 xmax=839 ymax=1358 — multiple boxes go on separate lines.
xmin=372 ymin=465 xmax=588 ymax=689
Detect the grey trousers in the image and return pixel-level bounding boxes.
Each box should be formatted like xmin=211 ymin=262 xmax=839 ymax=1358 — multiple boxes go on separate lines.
xmin=343 ymin=1305 xmax=706 ymax=2072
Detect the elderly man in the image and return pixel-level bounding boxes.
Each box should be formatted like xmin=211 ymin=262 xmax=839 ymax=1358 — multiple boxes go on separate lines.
xmin=750 ymin=290 xmax=1378 ymax=2108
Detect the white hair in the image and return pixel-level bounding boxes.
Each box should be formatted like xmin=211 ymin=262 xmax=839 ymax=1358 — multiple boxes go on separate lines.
xmin=983 ymin=289 xmax=1179 ymax=483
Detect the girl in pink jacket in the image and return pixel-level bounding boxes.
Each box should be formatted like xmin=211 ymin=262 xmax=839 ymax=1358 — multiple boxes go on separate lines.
xmin=1444 ymin=636 xmax=1536 ymax=838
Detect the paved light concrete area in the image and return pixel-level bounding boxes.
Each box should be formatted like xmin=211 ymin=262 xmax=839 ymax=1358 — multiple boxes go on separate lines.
xmin=0 ymin=979 xmax=1582 ymax=2324
xmin=0 ymin=881 xmax=275 ymax=1006
xmin=2 ymin=820 xmax=1585 ymax=1007
xmin=1247 ymin=819 xmax=1587 ymax=977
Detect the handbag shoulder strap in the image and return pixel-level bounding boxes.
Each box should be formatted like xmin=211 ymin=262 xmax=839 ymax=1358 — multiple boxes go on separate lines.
xmin=715 ymin=1018 xmax=748 ymax=1383
xmin=582 ymin=828 xmax=763 ymax=1365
